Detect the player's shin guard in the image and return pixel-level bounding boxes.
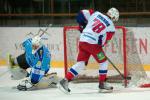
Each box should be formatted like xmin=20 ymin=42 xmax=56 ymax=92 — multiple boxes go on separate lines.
xmin=99 ymin=74 xmax=107 ymax=83
xmin=66 ymin=68 xmax=78 ymax=81
xmin=66 ymin=72 xmax=74 ymax=81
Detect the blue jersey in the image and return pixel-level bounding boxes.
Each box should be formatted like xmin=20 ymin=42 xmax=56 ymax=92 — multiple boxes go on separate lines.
xmin=22 ymin=38 xmax=51 ymax=84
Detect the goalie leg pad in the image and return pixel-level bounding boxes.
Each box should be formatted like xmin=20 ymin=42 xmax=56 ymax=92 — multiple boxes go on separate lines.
xmin=10 ymin=67 xmax=28 ymax=80
xmin=35 ymin=72 xmax=59 ymax=89
xmin=8 ymin=54 xmax=28 ymax=80
xmin=17 ymin=72 xmax=59 ymax=91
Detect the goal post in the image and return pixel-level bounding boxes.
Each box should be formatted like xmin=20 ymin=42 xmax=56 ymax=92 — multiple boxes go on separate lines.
xmin=63 ymin=25 xmax=150 ymax=88
xmin=115 ymin=26 xmax=127 ymax=87
xmin=63 ymin=26 xmax=80 ymax=78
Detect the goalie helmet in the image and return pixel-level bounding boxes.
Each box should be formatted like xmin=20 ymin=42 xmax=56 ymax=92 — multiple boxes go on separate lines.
xmin=107 ymin=7 xmax=119 ymax=22
xmin=32 ymin=35 xmax=42 ymax=46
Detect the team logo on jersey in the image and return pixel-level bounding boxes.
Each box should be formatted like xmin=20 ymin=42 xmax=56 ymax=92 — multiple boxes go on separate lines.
xmin=97 ymin=52 xmax=105 ymax=60
xmin=37 ymin=61 xmax=41 ymax=67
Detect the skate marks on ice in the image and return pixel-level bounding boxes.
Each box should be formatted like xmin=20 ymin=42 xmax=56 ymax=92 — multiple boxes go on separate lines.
xmin=0 ymin=85 xmax=63 ymax=96
xmin=58 ymin=84 xmax=71 ymax=95
xmin=113 ymin=87 xmax=150 ymax=93
xmin=1 ymin=82 xmax=150 ymax=94
xmin=61 ymin=83 xmax=150 ymax=95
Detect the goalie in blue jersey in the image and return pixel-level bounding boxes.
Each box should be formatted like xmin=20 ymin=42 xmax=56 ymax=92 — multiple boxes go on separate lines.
xmin=8 ymin=34 xmax=58 ymax=91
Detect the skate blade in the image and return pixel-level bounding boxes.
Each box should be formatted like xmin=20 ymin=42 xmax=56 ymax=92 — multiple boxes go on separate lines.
xmin=58 ymin=83 xmax=71 ymax=94
xmin=99 ymin=89 xmax=113 ymax=93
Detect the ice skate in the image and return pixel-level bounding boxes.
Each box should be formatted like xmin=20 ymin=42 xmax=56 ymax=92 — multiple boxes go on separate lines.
xmin=99 ymin=82 xmax=113 ymax=93
xmin=59 ymin=78 xmax=71 ymax=93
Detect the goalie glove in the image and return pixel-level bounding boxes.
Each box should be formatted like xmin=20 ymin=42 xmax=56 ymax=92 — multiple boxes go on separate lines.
xmin=17 ymin=78 xmax=34 ymax=91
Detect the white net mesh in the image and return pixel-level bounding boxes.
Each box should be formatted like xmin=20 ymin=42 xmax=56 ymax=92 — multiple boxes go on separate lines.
xmin=64 ymin=26 xmax=149 ymax=87
xmin=125 ymin=29 xmax=149 ymax=87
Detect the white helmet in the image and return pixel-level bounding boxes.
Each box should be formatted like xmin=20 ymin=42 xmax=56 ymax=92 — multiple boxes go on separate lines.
xmin=107 ymin=7 xmax=119 ymax=22
xmin=32 ymin=35 xmax=42 ymax=46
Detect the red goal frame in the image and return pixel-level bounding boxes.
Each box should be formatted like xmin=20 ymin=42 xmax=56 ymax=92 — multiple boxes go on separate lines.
xmin=63 ymin=26 xmax=128 ymax=87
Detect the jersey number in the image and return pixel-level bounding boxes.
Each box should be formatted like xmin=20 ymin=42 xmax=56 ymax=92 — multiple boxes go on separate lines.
xmin=92 ymin=18 xmax=105 ymax=33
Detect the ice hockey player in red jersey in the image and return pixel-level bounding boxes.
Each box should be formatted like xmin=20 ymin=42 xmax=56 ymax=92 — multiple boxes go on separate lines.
xmin=59 ymin=7 xmax=119 ymax=93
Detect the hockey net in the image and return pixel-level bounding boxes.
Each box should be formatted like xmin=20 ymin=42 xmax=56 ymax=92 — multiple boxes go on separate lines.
xmin=63 ymin=26 xmax=150 ymax=87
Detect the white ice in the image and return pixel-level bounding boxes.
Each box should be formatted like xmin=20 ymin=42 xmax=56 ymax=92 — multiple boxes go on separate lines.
xmin=1 ymin=66 xmax=150 ymax=100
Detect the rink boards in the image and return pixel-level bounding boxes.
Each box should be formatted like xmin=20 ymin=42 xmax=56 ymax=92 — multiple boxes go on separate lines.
xmin=0 ymin=27 xmax=150 ymax=70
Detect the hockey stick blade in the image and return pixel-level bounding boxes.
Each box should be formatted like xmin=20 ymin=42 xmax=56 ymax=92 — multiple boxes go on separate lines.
xmin=106 ymin=56 xmax=131 ymax=80
xmin=124 ymin=76 xmax=131 ymax=80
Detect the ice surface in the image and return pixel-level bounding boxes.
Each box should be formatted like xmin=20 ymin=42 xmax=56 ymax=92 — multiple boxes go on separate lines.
xmin=1 ymin=66 xmax=150 ymax=100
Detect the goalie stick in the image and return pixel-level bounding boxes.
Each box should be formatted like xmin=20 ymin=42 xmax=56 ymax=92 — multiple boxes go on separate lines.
xmin=19 ymin=24 xmax=52 ymax=49
xmin=25 ymin=24 xmax=52 ymax=39
xmin=37 ymin=24 xmax=52 ymax=37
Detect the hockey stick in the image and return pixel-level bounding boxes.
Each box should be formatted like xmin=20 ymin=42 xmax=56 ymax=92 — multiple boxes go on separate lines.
xmin=37 ymin=24 xmax=52 ymax=37
xmin=26 ymin=24 xmax=52 ymax=38
xmin=106 ymin=56 xmax=131 ymax=80
xmin=18 ymin=24 xmax=52 ymax=49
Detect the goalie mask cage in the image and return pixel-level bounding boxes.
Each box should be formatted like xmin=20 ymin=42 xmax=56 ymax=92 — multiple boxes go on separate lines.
xmin=63 ymin=26 xmax=150 ymax=88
